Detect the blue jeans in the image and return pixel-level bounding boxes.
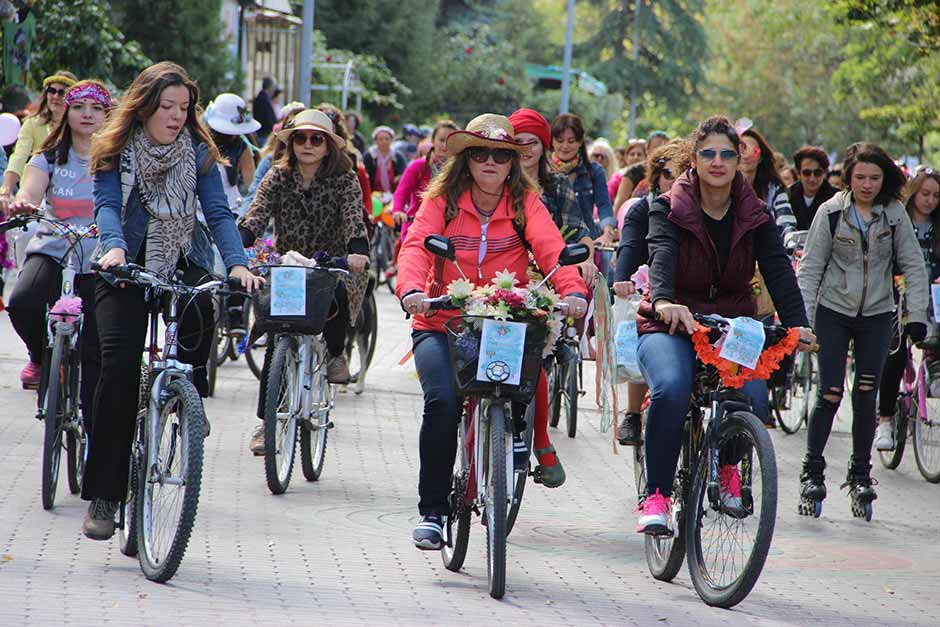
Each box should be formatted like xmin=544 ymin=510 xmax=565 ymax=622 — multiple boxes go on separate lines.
xmin=637 ymin=331 xmax=768 ymax=497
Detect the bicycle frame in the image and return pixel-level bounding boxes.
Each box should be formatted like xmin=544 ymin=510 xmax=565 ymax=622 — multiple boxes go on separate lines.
xmin=457 ymin=397 xmax=514 ymax=511
xmin=291 ymin=333 xmax=333 ymax=428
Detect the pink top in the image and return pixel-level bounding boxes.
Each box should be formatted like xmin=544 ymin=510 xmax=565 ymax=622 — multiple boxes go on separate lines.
xmin=607 ymin=170 xmax=623 ymax=203
xmin=393 ymin=157 xmax=433 ymax=242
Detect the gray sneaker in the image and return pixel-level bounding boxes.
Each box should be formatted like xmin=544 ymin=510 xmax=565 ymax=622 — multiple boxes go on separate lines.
xmin=82 ymin=498 xmax=119 ymax=540
xmin=249 ymin=424 xmax=265 ymax=456
xmin=327 ymin=354 xmax=350 ymax=384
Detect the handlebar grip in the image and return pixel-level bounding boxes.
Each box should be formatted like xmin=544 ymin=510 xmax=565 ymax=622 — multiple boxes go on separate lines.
xmin=424 ymin=296 xmax=460 ymax=311
xmin=92 ymin=262 xmax=139 ymax=280
xmin=0 ymin=217 xmax=27 ymax=234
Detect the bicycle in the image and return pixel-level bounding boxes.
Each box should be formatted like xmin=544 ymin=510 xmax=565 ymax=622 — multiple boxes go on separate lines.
xmin=369 ymin=192 xmax=398 ymax=295
xmin=0 ymin=214 xmax=97 ymax=510
xmin=206 ymin=288 xmax=249 ymax=396
xmin=634 ymin=312 xmax=811 ymax=608
xmin=421 ymin=234 xmax=590 ymax=599
xmin=251 ymin=258 xmax=354 ymax=494
xmin=94 ymin=261 xmax=243 ymax=583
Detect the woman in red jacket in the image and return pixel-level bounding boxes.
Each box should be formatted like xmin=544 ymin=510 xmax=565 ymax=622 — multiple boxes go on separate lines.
xmin=397 ymin=114 xmax=587 ymax=549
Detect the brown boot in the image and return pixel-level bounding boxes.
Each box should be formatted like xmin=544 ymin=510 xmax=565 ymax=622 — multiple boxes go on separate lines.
xmin=82 ymin=498 xmax=119 ymax=540
xmin=248 ymin=424 xmax=265 ymax=456
xmin=327 ymin=354 xmax=350 ymax=384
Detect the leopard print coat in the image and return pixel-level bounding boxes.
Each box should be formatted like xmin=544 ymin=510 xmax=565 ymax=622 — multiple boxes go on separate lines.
xmin=239 ymin=164 xmax=368 ymax=322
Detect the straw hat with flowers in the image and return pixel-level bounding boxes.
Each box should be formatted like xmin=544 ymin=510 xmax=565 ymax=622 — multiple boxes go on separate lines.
xmin=446 ymin=113 xmax=533 ymax=156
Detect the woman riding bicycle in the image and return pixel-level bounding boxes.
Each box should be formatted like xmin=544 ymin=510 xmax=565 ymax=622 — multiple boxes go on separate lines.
xmin=634 ymin=116 xmax=814 ymax=535
xmin=238 ymin=108 xmax=370 ymax=454
xmin=3 ymin=80 xmax=111 ymax=399
xmin=397 ymin=114 xmax=587 ymax=550
xmin=82 ymin=62 xmax=262 ymax=541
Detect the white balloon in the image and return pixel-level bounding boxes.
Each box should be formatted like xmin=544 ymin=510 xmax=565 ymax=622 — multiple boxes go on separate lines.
xmin=0 ymin=113 xmax=21 ymax=147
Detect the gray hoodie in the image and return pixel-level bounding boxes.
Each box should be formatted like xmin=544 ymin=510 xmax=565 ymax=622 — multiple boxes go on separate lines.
xmin=798 ymin=190 xmax=928 ymax=328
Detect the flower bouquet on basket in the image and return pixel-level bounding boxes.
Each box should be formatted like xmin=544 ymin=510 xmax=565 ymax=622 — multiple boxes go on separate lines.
xmin=245 ymin=237 xmax=282 ymax=270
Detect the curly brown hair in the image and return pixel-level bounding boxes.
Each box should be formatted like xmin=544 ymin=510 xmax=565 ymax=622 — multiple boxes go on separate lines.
xmin=645 ymin=139 xmax=691 ymax=195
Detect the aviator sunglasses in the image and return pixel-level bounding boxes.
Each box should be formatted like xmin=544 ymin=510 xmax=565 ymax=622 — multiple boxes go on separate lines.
xmin=468 ymin=147 xmax=515 ymax=164
xmin=697 ymin=148 xmax=739 ymax=162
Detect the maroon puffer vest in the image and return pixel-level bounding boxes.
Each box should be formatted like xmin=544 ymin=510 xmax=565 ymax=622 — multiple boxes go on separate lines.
xmin=637 ymin=171 xmax=768 ymax=335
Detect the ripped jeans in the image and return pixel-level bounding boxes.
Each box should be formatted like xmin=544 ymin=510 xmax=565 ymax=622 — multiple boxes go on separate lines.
xmin=805 ymin=306 xmax=892 ymax=469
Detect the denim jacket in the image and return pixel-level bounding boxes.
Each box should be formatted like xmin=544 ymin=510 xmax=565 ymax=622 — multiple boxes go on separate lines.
xmin=571 ymin=160 xmax=615 ymax=238
xmin=94 ymin=142 xmax=248 ymax=273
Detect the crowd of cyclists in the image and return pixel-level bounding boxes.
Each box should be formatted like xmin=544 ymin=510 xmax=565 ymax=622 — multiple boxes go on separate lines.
xmin=1 ymin=59 xmax=938 ymax=599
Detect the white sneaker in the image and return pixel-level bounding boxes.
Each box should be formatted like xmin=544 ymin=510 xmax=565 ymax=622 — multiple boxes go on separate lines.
xmin=874 ymin=422 xmax=895 ymax=451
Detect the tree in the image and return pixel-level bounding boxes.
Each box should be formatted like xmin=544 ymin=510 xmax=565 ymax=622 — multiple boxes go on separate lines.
xmin=113 ymin=0 xmax=239 ymax=95
xmin=30 ymin=0 xmax=151 ymax=89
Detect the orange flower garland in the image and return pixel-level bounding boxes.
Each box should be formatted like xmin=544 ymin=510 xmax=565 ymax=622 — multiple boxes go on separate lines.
xmin=691 ymin=323 xmax=801 ymax=389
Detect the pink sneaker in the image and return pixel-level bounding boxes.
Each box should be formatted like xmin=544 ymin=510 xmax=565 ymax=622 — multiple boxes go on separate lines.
xmin=20 ymin=361 xmax=41 ymax=389
xmin=719 ymin=464 xmax=743 ymax=510
xmin=636 ymin=489 xmax=672 ymax=535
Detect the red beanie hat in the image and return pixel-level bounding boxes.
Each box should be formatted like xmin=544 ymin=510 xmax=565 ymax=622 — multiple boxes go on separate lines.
xmin=509 ymin=108 xmax=551 ymax=151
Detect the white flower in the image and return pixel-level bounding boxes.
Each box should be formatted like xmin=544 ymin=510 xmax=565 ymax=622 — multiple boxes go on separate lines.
xmin=474 ymin=284 xmax=496 ymax=298
xmin=466 ymin=298 xmax=489 ymax=317
xmin=447 ymin=278 xmax=474 ymax=301
xmin=543 ymin=315 xmax=564 ymax=358
xmin=536 ymin=285 xmax=560 ymax=307
xmin=492 ymin=302 xmax=512 ymax=320
xmin=493 ymin=269 xmax=518 ymax=290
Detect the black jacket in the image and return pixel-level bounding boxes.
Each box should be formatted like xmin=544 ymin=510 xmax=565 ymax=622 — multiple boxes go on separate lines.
xmin=788 ymin=180 xmax=837 ymax=231
xmin=252 ymin=91 xmax=278 ymax=135
xmin=615 ymin=196 xmax=651 ymax=282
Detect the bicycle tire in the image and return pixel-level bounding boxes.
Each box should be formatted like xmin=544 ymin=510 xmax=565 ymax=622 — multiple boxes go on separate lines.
xmin=879 ymin=402 xmax=909 ymax=470
xmin=346 ymin=290 xmax=377 ymax=390
xmin=642 ymin=420 xmax=688 ymax=582
xmin=506 ymin=404 xmax=535 ymax=537
xmin=914 ymin=400 xmax=940 ymax=483
xmin=547 ymin=361 xmax=561 ymax=428
xmin=118 ymin=411 xmax=142 ymax=557
xmin=442 ymin=412 xmax=470 ymax=572
xmin=244 ymin=308 xmax=265 ymax=380
xmin=66 ymin=347 xmax=85 ymax=494
xmin=264 ymin=336 xmax=299 ymax=494
xmin=774 ymin=353 xmax=806 ymax=435
xmin=137 ymin=378 xmax=206 ymax=583
xmin=565 ymin=357 xmax=579 ymax=438
xmin=41 ymin=334 xmax=68 ymax=510
xmin=207 ymin=325 xmax=221 ymax=398
xmin=485 ymin=402 xmax=509 ymax=599
xmin=300 ymin=355 xmax=330 ymax=482
xmin=686 ymin=411 xmax=777 ymax=608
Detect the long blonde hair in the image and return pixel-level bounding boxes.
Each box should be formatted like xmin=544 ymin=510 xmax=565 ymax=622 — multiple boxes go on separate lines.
xmin=422 ymin=149 xmax=539 ymax=227
xmin=90 ymin=62 xmax=222 ymax=174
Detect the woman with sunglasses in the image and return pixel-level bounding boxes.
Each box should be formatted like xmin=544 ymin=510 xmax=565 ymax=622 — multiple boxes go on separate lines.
xmin=397 ymin=114 xmax=588 ymax=549
xmin=0 ymin=71 xmax=76 ymax=202
xmin=238 ymin=109 xmax=370 ymax=453
xmin=82 ymin=62 xmax=263 ymax=541
xmin=876 ymin=168 xmax=940 ymax=451
xmin=633 ymin=116 xmax=815 ymax=535
xmin=798 ymin=143 xmax=927 ymax=519
xmin=789 ymin=146 xmax=838 ymax=231
xmin=611 ymin=139 xmax=690 ymax=445
xmin=739 ymin=127 xmax=796 ymax=237
xmin=4 ymin=80 xmax=111 ymax=398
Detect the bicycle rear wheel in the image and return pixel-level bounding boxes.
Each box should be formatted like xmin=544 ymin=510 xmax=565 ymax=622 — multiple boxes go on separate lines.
xmin=564 ymin=357 xmax=579 ymax=438
xmin=300 ymin=358 xmax=330 ymax=482
xmin=137 ymin=378 xmax=206 ymax=583
xmin=775 ymin=353 xmax=809 ymax=435
xmin=442 ymin=410 xmax=470 ymax=572
xmin=346 ymin=289 xmax=377 ymax=392
xmin=879 ymin=401 xmax=909 ymax=470
xmin=547 ymin=360 xmax=561 ymax=428
xmin=264 ymin=336 xmax=299 ymax=494
xmin=686 ymin=411 xmax=777 ymax=608
xmin=485 ymin=402 xmax=510 ymax=599
xmin=506 ymin=404 xmax=535 ymax=536
xmin=914 ymin=395 xmax=940 ymax=483
xmin=41 ymin=334 xmax=68 ymax=510
xmin=641 ymin=420 xmax=688 ymax=582
xmin=119 ymin=411 xmax=143 ymax=557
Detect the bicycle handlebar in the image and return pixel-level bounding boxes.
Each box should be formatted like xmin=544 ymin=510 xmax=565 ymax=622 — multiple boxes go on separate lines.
xmin=92 ymin=262 xmax=245 ymax=295
xmin=420 ymin=294 xmax=572 ymax=313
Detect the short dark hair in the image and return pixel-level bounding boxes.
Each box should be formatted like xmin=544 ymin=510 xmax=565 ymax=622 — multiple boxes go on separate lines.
xmin=691 ymin=115 xmax=739 ymax=153
xmin=792 ymin=146 xmax=829 ymax=171
xmin=261 ymin=76 xmax=275 ymax=91
xmin=842 ymin=142 xmax=906 ymax=205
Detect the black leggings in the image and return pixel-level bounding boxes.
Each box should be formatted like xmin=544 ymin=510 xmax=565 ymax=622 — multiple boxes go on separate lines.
xmin=805 ymin=306 xmax=892 ymax=468
xmin=7 ymin=254 xmax=100 ymax=424
xmin=81 ymin=260 xmax=215 ymax=502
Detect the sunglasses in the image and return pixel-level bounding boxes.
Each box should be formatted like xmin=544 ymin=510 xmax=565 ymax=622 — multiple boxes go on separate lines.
xmin=801 ymin=168 xmax=825 ymax=178
xmin=293 ymin=132 xmax=326 ymax=147
xmin=829 ymin=170 xmax=842 ymax=177
xmin=697 ymin=148 xmax=739 ymax=162
xmin=46 ymin=86 xmax=67 ymax=97
xmin=468 ymin=147 xmax=514 ymax=164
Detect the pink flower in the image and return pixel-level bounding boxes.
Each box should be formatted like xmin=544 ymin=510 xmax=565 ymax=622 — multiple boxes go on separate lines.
xmin=631 ymin=264 xmax=650 ymax=294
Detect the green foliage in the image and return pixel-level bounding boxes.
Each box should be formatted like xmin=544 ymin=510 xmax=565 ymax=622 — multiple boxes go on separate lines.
xmin=113 ymin=0 xmax=239 ymax=95
xmin=832 ymin=0 xmax=940 ymax=51
xmin=30 ymin=0 xmax=151 ymax=89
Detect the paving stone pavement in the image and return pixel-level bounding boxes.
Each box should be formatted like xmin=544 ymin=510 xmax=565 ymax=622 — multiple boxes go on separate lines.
xmin=0 ymin=288 xmax=938 ymax=626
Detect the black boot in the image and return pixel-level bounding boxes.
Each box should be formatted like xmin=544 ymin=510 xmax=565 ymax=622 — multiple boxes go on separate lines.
xmin=842 ymin=457 xmax=877 ymax=521
xmin=798 ymin=455 xmax=826 ymax=517
xmin=617 ymin=412 xmax=642 ymax=445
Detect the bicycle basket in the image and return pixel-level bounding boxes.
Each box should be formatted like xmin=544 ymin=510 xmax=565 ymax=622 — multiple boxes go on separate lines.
xmin=251 ymin=265 xmax=339 ymax=336
xmin=444 ymin=315 xmax=547 ymax=403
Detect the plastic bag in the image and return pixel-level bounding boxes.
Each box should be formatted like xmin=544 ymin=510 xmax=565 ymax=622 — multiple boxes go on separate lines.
xmin=613 ymin=294 xmax=644 ymax=384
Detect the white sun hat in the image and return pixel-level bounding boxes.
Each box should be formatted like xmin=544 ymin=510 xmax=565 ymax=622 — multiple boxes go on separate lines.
xmin=206 ymin=93 xmax=262 ymax=136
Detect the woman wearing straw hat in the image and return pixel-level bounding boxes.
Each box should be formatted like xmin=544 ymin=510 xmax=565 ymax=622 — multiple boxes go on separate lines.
xmin=397 ymin=113 xmax=588 ymax=549
xmin=238 ymin=108 xmax=370 ymax=454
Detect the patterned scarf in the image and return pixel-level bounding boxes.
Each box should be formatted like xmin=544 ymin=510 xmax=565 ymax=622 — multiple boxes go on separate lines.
xmin=125 ymin=127 xmax=198 ymax=279
xmin=552 ymin=153 xmax=581 ymax=175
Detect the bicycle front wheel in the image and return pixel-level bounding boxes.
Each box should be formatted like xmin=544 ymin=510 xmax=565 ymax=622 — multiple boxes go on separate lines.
xmin=775 ymin=353 xmax=808 ymax=435
xmin=686 ymin=411 xmax=777 ymax=608
xmin=243 ymin=308 xmax=267 ymax=380
xmin=137 ymin=378 xmax=206 ymax=583
xmin=41 ymin=334 xmax=69 ymax=510
xmin=914 ymin=394 xmax=940 ymax=483
xmin=66 ymin=346 xmax=85 ymax=495
xmin=264 ymin=336 xmax=299 ymax=494
xmin=879 ymin=401 xmax=909 ymax=470
xmin=485 ymin=402 xmax=510 ymax=599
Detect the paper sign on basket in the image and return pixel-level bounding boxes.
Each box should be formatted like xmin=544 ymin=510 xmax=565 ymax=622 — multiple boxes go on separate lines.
xmin=718 ymin=316 xmax=765 ymax=370
xmin=615 ymin=319 xmax=639 ymax=373
xmin=476 ymin=319 xmax=527 ymax=386
xmin=931 ymin=284 xmax=940 ymax=323
xmin=269 ymin=266 xmax=306 ymax=316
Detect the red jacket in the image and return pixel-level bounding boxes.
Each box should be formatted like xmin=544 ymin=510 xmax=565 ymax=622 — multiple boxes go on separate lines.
xmin=397 ymin=188 xmax=586 ymax=334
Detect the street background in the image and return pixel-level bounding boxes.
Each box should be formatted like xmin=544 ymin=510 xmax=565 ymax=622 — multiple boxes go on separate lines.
xmin=0 ymin=288 xmax=938 ymax=626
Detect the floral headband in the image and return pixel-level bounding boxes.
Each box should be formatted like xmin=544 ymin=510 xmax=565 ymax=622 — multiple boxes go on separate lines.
xmin=65 ymin=83 xmax=112 ymax=109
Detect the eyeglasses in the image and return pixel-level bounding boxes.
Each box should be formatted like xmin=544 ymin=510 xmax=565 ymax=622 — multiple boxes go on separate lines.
xmin=292 ymin=132 xmax=326 ymax=147
xmin=468 ymin=147 xmax=514 ymax=164
xmin=801 ymin=168 xmax=825 ymax=178
xmin=46 ymin=86 xmax=67 ymax=97
xmin=661 ymin=168 xmax=675 ymax=181
xmin=697 ymin=148 xmax=739 ymax=162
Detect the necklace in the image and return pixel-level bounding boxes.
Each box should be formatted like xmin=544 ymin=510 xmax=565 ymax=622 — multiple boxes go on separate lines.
xmin=473 ymin=200 xmax=496 ymax=218
xmin=474 ymin=183 xmax=503 ymax=198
